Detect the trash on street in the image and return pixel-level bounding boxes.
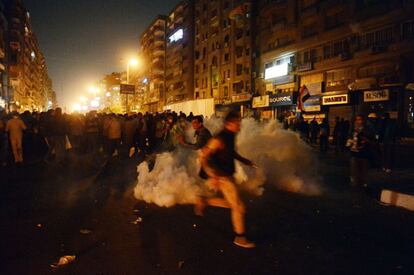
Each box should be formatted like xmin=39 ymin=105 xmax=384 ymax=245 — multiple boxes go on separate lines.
xmin=50 ymin=255 xmax=76 ymax=268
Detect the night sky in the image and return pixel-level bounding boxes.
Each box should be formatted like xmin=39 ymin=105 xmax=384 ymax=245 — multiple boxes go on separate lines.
xmin=24 ymin=0 xmax=180 ymax=108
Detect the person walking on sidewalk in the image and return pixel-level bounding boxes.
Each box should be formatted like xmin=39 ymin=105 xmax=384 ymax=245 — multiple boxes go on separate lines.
xmin=196 ymin=110 xmax=256 ymax=248
xmin=347 ymin=115 xmax=371 ymax=188
xmin=379 ymin=113 xmax=398 ymax=173
xmin=6 ymin=112 xmax=27 ymax=164
xmin=319 ymin=118 xmax=330 ymax=153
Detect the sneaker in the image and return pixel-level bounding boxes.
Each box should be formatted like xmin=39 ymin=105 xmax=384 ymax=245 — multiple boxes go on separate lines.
xmin=233 ymin=236 xmax=256 ymax=249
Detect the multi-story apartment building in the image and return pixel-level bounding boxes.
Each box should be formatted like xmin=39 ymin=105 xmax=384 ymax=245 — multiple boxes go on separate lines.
xmin=101 ymin=72 xmax=123 ymax=113
xmin=256 ymin=0 xmax=414 ymax=135
xmin=194 ymin=0 xmax=255 ymax=111
xmin=0 ymin=0 xmax=9 ymax=110
xmin=165 ymin=0 xmax=195 ymax=105
xmin=140 ymin=15 xmax=168 ymax=112
xmin=5 ymin=0 xmax=53 ymax=112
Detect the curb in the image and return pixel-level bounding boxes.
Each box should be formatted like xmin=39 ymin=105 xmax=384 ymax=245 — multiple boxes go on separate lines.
xmin=380 ymin=189 xmax=414 ymax=212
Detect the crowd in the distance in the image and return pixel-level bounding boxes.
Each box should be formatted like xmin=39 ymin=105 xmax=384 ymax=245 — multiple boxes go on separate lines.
xmin=0 ymin=107 xmax=399 ymax=189
xmin=0 ymin=108 xmax=201 ymax=167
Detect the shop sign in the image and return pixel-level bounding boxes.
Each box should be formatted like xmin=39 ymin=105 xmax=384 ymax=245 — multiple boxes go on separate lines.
xmin=252 ymin=95 xmax=269 ymax=108
xmin=322 ymin=94 xmax=349 ymax=105
xmin=303 ymin=96 xmax=321 ymax=112
xmin=364 ymin=89 xmax=389 ymax=102
xmin=269 ymin=93 xmax=294 ymax=107
xmin=272 ymin=75 xmax=295 ymax=85
xmin=120 ymin=84 xmax=135 ymax=95
xmin=232 ymin=93 xmax=252 ymax=103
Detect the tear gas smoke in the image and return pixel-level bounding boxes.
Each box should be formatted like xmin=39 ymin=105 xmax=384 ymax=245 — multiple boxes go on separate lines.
xmin=134 ymin=118 xmax=322 ymax=207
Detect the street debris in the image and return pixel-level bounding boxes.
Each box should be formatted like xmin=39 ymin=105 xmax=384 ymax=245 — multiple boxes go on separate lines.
xmin=133 ymin=209 xmax=139 ymax=213
xmin=79 ymin=229 xmax=92 ymax=234
xmin=50 ymin=255 xmax=76 ymax=268
xmin=36 ymin=223 xmax=42 ymax=228
xmin=178 ymin=260 xmax=185 ymax=269
xmin=131 ymin=217 xmax=143 ymax=224
xmin=192 ymin=223 xmax=197 ymax=228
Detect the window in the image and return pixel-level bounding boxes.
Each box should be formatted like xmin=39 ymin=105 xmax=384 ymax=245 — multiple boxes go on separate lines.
xmin=236 ymin=64 xmax=243 ymax=76
xmin=224 ymin=86 xmax=229 ymax=97
xmin=302 ymin=23 xmax=317 ymax=38
xmin=224 ymin=53 xmax=230 ymax=62
xmin=303 ymin=49 xmax=317 ymax=63
xmin=323 ymin=45 xmax=332 ymax=59
xmin=236 ymin=29 xmax=243 ymax=40
xmin=233 ymin=81 xmax=244 ymax=93
xmin=325 ymin=11 xmax=345 ymax=30
xmin=402 ymin=20 xmax=414 ymax=39
xmin=212 ymin=56 xmax=218 ymax=66
xmin=236 ymin=47 xmax=243 ymax=58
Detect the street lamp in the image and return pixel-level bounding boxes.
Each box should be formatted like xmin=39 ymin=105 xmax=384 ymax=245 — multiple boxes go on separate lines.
xmin=126 ymin=58 xmax=139 ymax=84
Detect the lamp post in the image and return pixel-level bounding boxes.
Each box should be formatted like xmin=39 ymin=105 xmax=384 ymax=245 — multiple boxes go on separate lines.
xmin=125 ymin=58 xmax=138 ymax=112
xmin=126 ymin=58 xmax=138 ymax=84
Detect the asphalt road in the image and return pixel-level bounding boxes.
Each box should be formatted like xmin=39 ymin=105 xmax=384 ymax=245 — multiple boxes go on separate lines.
xmin=1 ymin=150 xmax=414 ymax=275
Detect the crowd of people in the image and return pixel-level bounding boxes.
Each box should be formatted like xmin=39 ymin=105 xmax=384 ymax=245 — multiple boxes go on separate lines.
xmin=0 ymin=108 xmax=204 ymax=167
xmin=279 ymin=112 xmax=398 ymax=171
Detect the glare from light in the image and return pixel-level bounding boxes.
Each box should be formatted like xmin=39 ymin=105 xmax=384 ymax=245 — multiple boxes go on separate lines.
xmin=169 ymin=29 xmax=183 ymax=43
xmin=129 ymin=58 xmax=139 ymax=66
xmin=88 ymin=86 xmax=99 ymax=94
xmin=80 ymin=96 xmax=87 ymax=103
xmin=90 ymin=99 xmax=100 ymax=108
xmin=72 ymin=103 xmax=81 ymax=112
xmin=265 ymin=63 xmax=289 ymax=80
xmin=143 ymin=78 xmax=148 ymax=84
xmin=106 ymin=92 xmax=111 ymax=97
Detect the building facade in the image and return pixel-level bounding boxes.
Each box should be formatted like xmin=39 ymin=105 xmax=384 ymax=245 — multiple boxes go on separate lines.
xmin=165 ymin=0 xmax=195 ymax=106
xmin=194 ymin=0 xmax=255 ymax=112
xmin=256 ymin=0 xmax=414 ymax=135
xmin=5 ymin=0 xmax=54 ymax=112
xmin=140 ymin=15 xmax=168 ymax=112
xmin=0 ymin=0 xmax=9 ymax=110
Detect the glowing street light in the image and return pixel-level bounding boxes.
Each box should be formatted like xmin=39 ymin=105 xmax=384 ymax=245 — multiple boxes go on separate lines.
xmin=88 ymin=86 xmax=99 ymax=94
xmin=126 ymin=58 xmax=139 ymax=84
xmin=72 ymin=103 xmax=81 ymax=112
xmin=80 ymin=96 xmax=87 ymax=103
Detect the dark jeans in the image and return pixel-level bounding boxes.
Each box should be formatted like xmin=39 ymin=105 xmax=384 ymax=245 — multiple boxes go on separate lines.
xmin=107 ymin=138 xmax=121 ymax=156
xmin=350 ymin=157 xmax=368 ymax=187
xmin=0 ymin=133 xmax=8 ymax=164
xmin=320 ymin=135 xmax=329 ymax=152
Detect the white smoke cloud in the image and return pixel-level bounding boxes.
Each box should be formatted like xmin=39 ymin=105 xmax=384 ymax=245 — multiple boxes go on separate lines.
xmin=134 ymin=118 xmax=322 ymax=207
